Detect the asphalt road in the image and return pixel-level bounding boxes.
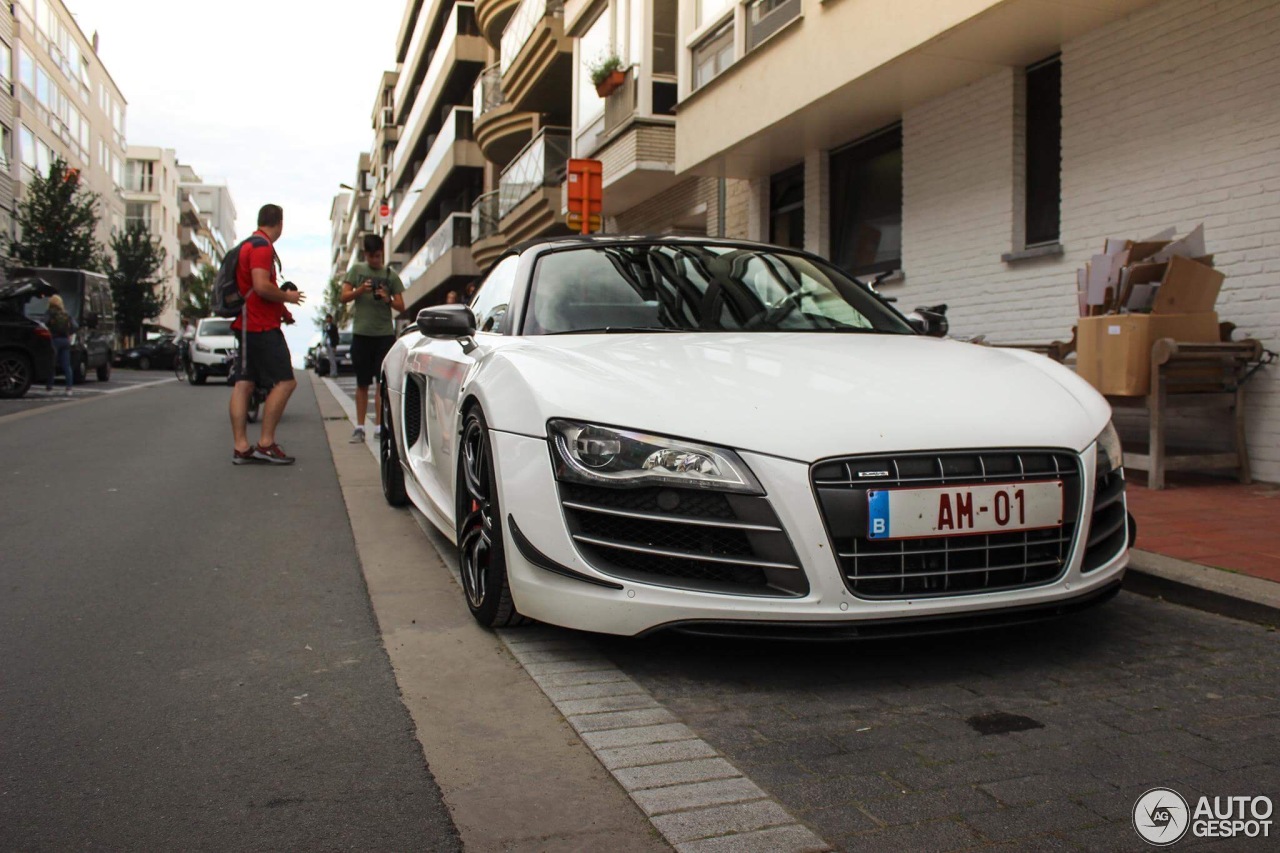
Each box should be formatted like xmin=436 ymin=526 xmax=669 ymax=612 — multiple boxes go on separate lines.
xmin=0 ymin=375 xmax=459 ymax=851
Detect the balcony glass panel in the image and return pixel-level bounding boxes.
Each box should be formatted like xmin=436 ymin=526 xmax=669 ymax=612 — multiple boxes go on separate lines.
xmin=500 ymin=0 xmax=564 ymax=76
xmin=498 ymin=127 xmax=570 ymax=219
xmin=393 ymin=108 xmax=476 ymax=237
xmin=400 ymin=213 xmax=473 ymax=286
xmin=471 ymin=190 xmax=501 ymax=241
xmin=473 ymin=63 xmax=505 ymax=120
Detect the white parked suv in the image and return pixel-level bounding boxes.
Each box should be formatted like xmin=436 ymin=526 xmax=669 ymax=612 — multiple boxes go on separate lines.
xmin=189 ymin=317 xmax=237 ymax=384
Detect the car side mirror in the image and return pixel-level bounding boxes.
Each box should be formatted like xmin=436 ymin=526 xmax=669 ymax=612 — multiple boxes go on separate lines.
xmin=909 ymin=308 xmax=949 ymax=338
xmin=416 ymin=305 xmax=477 ymax=341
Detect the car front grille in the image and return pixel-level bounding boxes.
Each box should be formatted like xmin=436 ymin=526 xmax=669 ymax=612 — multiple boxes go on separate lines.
xmin=403 ymin=378 xmax=422 ymax=447
xmin=812 ymin=450 xmax=1083 ymax=599
xmin=558 ymin=482 xmax=808 ymax=597
xmin=1082 ymin=468 xmax=1127 ymax=572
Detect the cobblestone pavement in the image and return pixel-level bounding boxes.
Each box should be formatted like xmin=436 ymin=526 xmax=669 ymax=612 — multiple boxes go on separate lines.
xmin=589 ymin=594 xmax=1280 ymax=851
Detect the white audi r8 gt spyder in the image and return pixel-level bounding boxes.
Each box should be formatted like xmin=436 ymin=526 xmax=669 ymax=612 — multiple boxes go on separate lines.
xmin=379 ymin=236 xmax=1131 ymax=638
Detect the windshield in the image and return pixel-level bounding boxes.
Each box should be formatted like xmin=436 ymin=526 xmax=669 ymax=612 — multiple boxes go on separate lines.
xmin=522 ymin=243 xmax=914 ymax=335
xmin=24 ymin=290 xmax=82 ymax=323
xmin=339 ymin=331 xmax=353 ymax=346
xmin=198 ymin=319 xmax=234 ymax=337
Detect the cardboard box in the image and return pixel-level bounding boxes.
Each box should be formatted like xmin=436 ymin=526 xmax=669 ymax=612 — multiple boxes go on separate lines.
xmin=1077 ymin=312 xmax=1220 ymax=396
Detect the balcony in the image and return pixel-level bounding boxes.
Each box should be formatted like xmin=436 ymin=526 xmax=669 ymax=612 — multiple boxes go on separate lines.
xmin=476 ymin=0 xmax=521 ymax=47
xmin=473 ymin=62 xmax=540 ymax=167
xmin=400 ymin=213 xmax=481 ymax=312
xmin=389 ymin=3 xmax=485 ymax=191
xmin=499 ymin=0 xmax=572 ymax=114
xmin=390 ymin=107 xmax=485 ymax=254
xmin=497 ymin=127 xmax=571 ymax=244
xmin=469 ymin=190 xmax=507 ymax=269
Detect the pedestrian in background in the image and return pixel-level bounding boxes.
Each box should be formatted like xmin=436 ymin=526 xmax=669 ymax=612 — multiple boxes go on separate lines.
xmin=340 ymin=234 xmax=404 ymax=443
xmin=323 ymin=313 xmax=340 ymax=378
xmin=229 ymin=204 xmax=306 ymax=465
xmin=464 ymin=281 xmax=477 ymax=303
xmin=44 ymin=294 xmax=75 ymax=396
xmin=444 ymin=290 xmax=460 ymax=305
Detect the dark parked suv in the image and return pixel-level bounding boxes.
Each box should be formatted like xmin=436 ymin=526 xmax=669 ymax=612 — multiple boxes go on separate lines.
xmin=9 ymin=267 xmax=115 ymax=383
xmin=0 ymin=278 xmax=57 ymax=398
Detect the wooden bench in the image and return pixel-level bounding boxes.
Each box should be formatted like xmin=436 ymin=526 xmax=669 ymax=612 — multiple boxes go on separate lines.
xmin=1109 ymin=339 xmax=1262 ymax=489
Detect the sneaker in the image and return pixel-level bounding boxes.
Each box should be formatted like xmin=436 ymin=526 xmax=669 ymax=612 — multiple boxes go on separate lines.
xmin=252 ymin=443 xmax=296 ymax=465
xmin=232 ymin=447 xmax=259 ymax=465
xmin=63 ymin=389 xmax=73 ymax=397
xmin=372 ymin=425 xmax=382 ymax=438
xmin=349 ymin=426 xmax=366 ymax=443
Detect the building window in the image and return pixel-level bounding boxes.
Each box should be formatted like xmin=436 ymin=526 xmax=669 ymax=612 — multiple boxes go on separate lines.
xmin=746 ymin=0 xmax=800 ymax=51
xmin=20 ymin=125 xmax=35 ymax=170
xmin=1024 ymin=55 xmax=1061 ymax=247
xmin=18 ymin=44 xmax=34 ymax=90
xmin=692 ymin=22 xmax=733 ymax=91
xmin=769 ymin=165 xmax=804 ymax=249
xmin=0 ymin=126 xmax=11 ymax=170
xmin=829 ymin=123 xmax=903 ymax=277
xmin=695 ymin=0 xmax=733 ymax=29
xmin=652 ymin=0 xmax=677 ymax=76
xmin=0 ymin=41 xmax=11 ymax=86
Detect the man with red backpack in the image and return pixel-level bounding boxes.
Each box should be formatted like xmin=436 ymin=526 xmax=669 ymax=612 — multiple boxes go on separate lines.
xmin=229 ymin=204 xmax=306 ymax=465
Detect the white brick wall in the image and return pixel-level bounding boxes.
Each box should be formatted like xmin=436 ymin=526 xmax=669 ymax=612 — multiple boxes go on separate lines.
xmin=900 ymin=0 xmax=1280 ymax=482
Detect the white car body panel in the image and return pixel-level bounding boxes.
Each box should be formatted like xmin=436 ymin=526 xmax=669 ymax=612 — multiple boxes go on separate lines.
xmin=380 ymin=239 xmax=1126 ymax=637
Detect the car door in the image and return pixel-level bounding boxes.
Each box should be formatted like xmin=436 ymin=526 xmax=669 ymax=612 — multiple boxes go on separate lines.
xmin=406 ymin=255 xmax=520 ymax=526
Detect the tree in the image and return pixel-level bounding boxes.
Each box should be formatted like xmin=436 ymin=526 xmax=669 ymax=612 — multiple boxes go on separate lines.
xmin=180 ymin=262 xmax=216 ymax=323
xmin=318 ymin=275 xmax=350 ymax=329
xmin=8 ymin=156 xmax=105 ymax=271
xmin=107 ymin=222 xmax=168 ymax=344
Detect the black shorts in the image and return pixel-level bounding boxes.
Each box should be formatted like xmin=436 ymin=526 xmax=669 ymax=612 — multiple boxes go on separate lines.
xmin=350 ymin=334 xmax=395 ymax=388
xmin=233 ymin=328 xmax=294 ymax=388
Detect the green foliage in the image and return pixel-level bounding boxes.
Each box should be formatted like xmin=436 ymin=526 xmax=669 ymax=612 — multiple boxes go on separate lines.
xmin=8 ymin=156 xmax=105 ymax=272
xmin=180 ymin=262 xmax=216 ymax=322
xmin=588 ymin=54 xmax=624 ymax=87
xmin=318 ymin=275 xmax=350 ymax=329
xmin=107 ymin=222 xmax=168 ymax=343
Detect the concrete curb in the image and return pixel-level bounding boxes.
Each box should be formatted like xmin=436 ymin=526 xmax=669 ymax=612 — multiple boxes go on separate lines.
xmin=1125 ymin=549 xmax=1280 ymax=628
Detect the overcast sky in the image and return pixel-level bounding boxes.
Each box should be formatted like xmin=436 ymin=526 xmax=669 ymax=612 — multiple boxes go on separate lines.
xmin=71 ymin=0 xmax=404 ymax=361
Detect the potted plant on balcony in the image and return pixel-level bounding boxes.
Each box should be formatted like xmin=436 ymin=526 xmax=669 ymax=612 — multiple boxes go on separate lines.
xmin=589 ymin=54 xmax=626 ymax=98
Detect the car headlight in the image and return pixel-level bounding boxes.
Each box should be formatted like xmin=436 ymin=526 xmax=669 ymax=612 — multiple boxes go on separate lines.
xmin=195 ymin=342 xmax=210 ymax=352
xmin=1095 ymin=421 xmax=1123 ymax=475
xmin=548 ymin=420 xmax=763 ymax=494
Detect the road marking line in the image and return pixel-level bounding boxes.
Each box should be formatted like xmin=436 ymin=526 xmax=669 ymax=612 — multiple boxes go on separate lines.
xmin=0 ymin=377 xmax=178 ymax=425
xmin=315 ymin=373 xmax=831 ymax=852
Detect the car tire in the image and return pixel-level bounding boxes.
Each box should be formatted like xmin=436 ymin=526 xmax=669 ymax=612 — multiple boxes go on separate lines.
xmin=192 ymin=367 xmax=207 ymax=385
xmin=138 ymin=356 xmax=151 ymax=371
xmin=380 ymin=380 xmax=409 ymax=507
xmin=457 ymin=407 xmax=528 ymax=629
xmin=96 ymin=359 xmax=111 ymax=382
xmin=317 ymin=358 xmax=329 ymax=375
xmin=73 ymin=354 xmax=87 ymax=385
xmin=0 ymin=352 xmax=33 ymax=399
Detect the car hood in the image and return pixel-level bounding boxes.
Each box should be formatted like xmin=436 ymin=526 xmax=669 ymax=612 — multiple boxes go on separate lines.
xmin=480 ymin=333 xmax=1110 ymax=462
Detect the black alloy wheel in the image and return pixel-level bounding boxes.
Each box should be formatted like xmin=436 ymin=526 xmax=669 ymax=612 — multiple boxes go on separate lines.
xmin=0 ymin=352 xmax=33 ymax=399
xmin=379 ymin=380 xmax=409 ymax=507
xmin=138 ymin=355 xmax=151 ymax=371
xmin=456 ymin=407 xmax=526 ymax=628
xmin=192 ymin=367 xmax=207 ymax=385
xmin=96 ymin=358 xmax=111 ymax=381
xmin=73 ymin=354 xmax=87 ymax=384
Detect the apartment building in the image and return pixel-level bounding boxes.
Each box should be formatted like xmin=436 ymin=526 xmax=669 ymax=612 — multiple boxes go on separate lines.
xmin=121 ymin=146 xmax=182 ymax=332
xmin=561 ymin=0 xmax=732 ymax=239
xmin=178 ymin=165 xmax=236 ymax=258
xmin=336 ymin=152 xmax=374 ymax=280
xmin=11 ymin=0 xmax=127 ymax=254
xmin=1 ymin=10 xmax=17 ymax=247
xmin=330 ymin=190 xmax=353 ymax=281
xmin=591 ymin=0 xmax=1272 ymax=483
xmin=387 ymin=0 xmax=485 ymax=312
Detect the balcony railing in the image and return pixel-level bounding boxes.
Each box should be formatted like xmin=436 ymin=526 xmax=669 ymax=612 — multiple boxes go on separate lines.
xmin=393 ymin=107 xmax=476 ymax=237
xmin=394 ymin=3 xmax=478 ymax=185
xmin=498 ymin=127 xmax=570 ymax=219
xmin=471 ymin=190 xmax=502 ymax=241
xmin=400 ymin=213 xmax=473 ymax=286
xmin=500 ymin=0 xmax=564 ymax=76
xmin=472 ymin=63 xmax=505 ymax=120
xmin=124 ymin=174 xmax=155 ymax=193
xmin=125 ymin=216 xmax=153 ymax=232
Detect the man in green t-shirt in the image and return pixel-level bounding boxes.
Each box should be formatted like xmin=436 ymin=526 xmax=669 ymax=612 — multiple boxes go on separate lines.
xmin=340 ymin=234 xmax=406 ymax=442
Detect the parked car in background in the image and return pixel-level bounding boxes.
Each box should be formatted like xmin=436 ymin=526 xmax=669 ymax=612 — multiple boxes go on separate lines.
xmin=188 ymin=317 xmax=236 ymax=384
xmin=381 ymin=236 xmax=1132 ymax=637
xmin=315 ymin=330 xmax=352 ymax=375
xmin=120 ymin=335 xmax=179 ymax=370
xmin=10 ymin=267 xmax=115 ymax=383
xmin=0 ymin=278 xmax=57 ymax=398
